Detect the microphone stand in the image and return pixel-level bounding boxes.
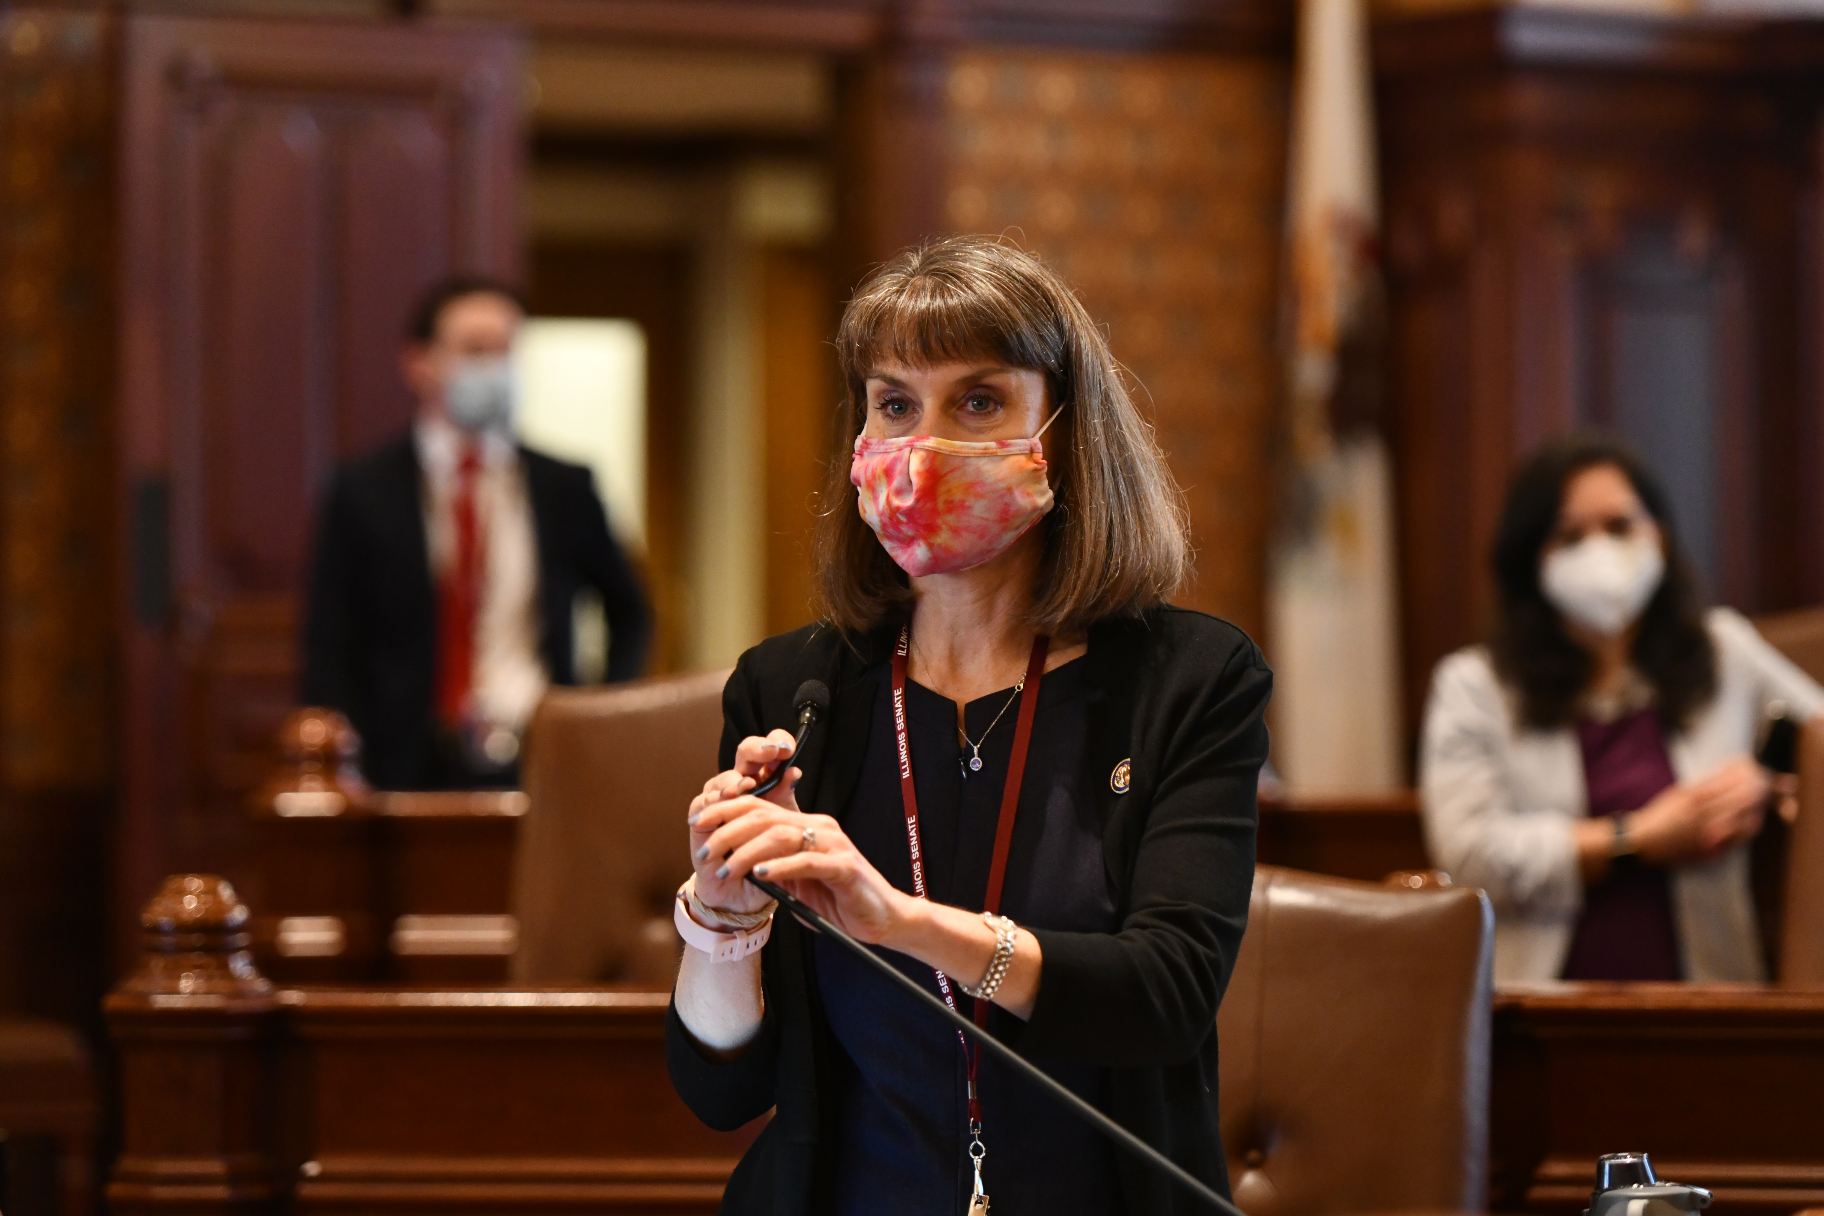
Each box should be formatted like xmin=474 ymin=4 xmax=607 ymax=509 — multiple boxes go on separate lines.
xmin=738 ymin=689 xmax=1245 ymax=1216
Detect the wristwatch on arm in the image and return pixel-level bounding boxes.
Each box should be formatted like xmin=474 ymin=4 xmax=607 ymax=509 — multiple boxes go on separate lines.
xmin=1609 ymin=813 xmax=1641 ymax=860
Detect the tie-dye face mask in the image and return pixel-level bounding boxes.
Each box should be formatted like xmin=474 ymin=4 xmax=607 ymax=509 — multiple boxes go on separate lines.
xmin=851 ymin=410 xmax=1061 ymax=577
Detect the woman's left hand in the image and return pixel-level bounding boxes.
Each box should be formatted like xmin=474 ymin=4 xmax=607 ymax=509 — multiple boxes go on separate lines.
xmin=692 ymin=798 xmax=913 ymax=946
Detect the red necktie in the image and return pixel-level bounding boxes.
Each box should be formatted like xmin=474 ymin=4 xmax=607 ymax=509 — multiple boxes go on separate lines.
xmin=435 ymin=443 xmax=483 ymax=726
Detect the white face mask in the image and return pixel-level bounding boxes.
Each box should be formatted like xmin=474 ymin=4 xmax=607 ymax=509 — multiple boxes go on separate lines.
xmin=1540 ymin=533 xmax=1665 ymax=637
xmin=444 ymin=356 xmax=516 ymax=435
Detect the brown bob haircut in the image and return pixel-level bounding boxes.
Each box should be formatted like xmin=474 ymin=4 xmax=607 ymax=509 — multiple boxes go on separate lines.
xmin=812 ymin=235 xmax=1191 ymax=638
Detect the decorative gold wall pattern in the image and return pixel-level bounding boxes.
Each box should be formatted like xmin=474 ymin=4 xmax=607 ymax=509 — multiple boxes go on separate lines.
xmin=0 ymin=9 xmax=114 ymax=793
xmin=945 ymin=49 xmax=1287 ymax=641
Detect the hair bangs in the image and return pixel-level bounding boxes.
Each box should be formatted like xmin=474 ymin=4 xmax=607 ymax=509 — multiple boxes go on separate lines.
xmin=839 ymin=261 xmax=1067 ymax=403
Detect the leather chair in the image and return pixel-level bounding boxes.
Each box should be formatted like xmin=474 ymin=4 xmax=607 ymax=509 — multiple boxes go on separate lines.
xmin=1218 ymin=866 xmax=1494 ymax=1216
xmin=511 ymin=668 xmax=731 ymax=986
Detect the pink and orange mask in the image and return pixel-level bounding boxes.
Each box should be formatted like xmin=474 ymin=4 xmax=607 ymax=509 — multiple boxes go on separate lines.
xmin=850 ymin=410 xmax=1061 ymax=577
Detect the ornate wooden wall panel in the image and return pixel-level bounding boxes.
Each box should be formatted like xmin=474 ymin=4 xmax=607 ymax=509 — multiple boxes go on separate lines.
xmin=116 ymin=14 xmax=524 ymax=952
xmin=943 ymin=49 xmax=1287 ymax=640
xmin=0 ymin=7 xmax=118 ymax=1020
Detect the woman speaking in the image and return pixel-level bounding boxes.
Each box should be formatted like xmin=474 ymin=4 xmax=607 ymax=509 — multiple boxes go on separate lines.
xmin=667 ymin=236 xmax=1270 ymax=1216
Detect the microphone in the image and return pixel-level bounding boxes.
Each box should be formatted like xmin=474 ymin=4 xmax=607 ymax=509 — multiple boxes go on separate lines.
xmin=738 ymin=679 xmax=1242 ymax=1216
xmin=748 ymin=680 xmax=829 ymax=799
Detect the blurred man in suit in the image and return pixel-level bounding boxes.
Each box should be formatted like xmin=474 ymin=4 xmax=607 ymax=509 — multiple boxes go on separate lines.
xmin=303 ymin=277 xmax=651 ymax=789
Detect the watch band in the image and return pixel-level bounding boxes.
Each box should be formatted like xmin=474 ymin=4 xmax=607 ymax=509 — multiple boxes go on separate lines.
xmin=1610 ymin=814 xmax=1641 ymax=858
xmin=674 ymin=891 xmax=773 ymax=963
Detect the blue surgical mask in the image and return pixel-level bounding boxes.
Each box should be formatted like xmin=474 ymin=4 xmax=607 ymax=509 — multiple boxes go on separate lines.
xmin=445 ymin=357 xmax=516 ymax=435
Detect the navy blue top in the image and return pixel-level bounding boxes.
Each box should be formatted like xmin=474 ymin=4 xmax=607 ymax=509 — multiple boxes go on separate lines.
xmin=812 ymin=656 xmax=1125 ymax=1216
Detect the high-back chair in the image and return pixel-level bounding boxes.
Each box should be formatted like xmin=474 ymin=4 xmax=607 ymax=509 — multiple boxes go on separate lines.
xmin=1218 ymin=866 xmax=1494 ymax=1216
xmin=511 ymin=669 xmax=730 ymax=986
xmin=1751 ymin=606 xmax=1824 ymax=687
xmin=1777 ymin=717 xmax=1824 ymax=983
xmin=1744 ymin=607 xmax=1824 ymax=980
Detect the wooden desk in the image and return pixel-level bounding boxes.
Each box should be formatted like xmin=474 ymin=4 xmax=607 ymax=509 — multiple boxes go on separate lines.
xmin=111 ymin=985 xmax=758 ymax=1216
xmin=118 ymin=874 xmax=1824 ymax=1216
xmin=1256 ymin=789 xmax=1430 ymax=883
xmin=109 ymin=875 xmax=760 ymax=1216
xmin=253 ymin=791 xmax=525 ymax=985
xmin=1492 ymin=984 xmax=1824 ymax=1215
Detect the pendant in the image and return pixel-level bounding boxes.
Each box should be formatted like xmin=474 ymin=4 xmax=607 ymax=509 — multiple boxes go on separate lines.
xmin=969 ymin=755 xmax=983 ymax=772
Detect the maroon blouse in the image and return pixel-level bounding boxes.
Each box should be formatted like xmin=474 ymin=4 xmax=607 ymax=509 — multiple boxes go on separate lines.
xmin=1559 ymin=708 xmax=1684 ymax=981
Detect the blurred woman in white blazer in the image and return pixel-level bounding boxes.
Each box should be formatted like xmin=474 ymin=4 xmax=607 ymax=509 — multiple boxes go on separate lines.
xmin=1422 ymin=434 xmax=1823 ymax=984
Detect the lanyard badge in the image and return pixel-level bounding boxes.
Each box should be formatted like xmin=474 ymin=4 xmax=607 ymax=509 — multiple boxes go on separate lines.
xmin=890 ymin=624 xmax=1048 ymax=1215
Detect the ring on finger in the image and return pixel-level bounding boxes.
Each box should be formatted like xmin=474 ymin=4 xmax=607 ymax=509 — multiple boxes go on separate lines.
xmin=800 ymin=826 xmax=816 ymax=853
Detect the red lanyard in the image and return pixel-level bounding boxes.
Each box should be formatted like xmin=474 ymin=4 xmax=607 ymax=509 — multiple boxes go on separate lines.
xmin=890 ymin=624 xmax=1048 ymax=1125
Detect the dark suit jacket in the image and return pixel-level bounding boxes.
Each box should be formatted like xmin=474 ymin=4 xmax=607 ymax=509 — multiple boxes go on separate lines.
xmin=302 ymin=434 xmax=651 ymax=790
xmin=666 ymin=607 xmax=1271 ymax=1216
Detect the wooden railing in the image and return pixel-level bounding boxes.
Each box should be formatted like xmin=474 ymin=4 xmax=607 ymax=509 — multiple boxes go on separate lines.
xmin=248 ymin=714 xmax=1439 ymax=984
xmin=1256 ymin=787 xmax=1428 ymax=881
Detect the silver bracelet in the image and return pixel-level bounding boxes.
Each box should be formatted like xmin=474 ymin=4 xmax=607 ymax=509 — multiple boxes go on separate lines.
xmin=959 ymin=911 xmax=1017 ymax=1002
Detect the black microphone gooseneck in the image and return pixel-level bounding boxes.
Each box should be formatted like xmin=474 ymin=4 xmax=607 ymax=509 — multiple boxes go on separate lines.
xmin=739 ymin=684 xmax=1243 ymax=1216
xmin=748 ymin=680 xmax=831 ymax=799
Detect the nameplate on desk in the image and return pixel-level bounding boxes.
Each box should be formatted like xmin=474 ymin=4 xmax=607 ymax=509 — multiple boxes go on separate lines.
xmin=276 ymin=915 xmax=347 ymax=957
xmin=389 ymin=914 xmax=519 ymax=956
xmin=274 ymin=790 xmax=348 ymax=818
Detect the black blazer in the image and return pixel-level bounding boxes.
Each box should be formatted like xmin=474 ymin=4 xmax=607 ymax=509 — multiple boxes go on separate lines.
xmin=666 ymin=606 xmax=1271 ymax=1216
xmin=301 ymin=434 xmax=651 ymax=790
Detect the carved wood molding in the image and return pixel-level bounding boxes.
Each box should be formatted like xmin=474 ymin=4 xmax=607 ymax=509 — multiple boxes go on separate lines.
xmin=429 ymin=0 xmax=1291 ymax=54
xmin=432 ymin=0 xmax=883 ymax=49
xmin=1377 ymin=5 xmax=1824 ymax=79
xmin=1376 ymin=7 xmax=1758 ymax=77
xmin=296 ymin=1154 xmax=744 ymax=1211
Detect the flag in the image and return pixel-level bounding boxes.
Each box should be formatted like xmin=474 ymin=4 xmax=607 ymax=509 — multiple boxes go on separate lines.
xmin=1267 ymin=0 xmax=1404 ymax=791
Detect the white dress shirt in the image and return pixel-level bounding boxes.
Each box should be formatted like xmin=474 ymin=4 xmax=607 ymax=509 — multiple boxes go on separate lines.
xmin=415 ymin=415 xmax=547 ymax=735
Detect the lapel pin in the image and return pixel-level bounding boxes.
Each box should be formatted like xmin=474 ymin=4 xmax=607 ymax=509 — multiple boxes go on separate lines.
xmin=1110 ymin=758 xmax=1132 ymax=794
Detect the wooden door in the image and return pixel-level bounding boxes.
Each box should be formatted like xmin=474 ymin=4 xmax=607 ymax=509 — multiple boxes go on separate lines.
xmin=526 ymin=242 xmax=693 ymax=675
xmin=116 ymin=14 xmax=523 ymax=945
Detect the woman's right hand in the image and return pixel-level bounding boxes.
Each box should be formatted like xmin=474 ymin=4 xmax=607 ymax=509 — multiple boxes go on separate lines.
xmin=1630 ymin=756 xmax=1769 ymax=864
xmin=685 ymin=730 xmax=802 ymax=916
